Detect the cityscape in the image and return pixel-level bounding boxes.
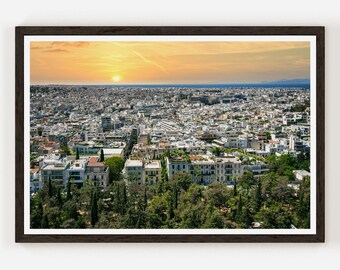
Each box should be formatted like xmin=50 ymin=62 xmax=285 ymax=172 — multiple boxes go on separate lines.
xmin=29 ymin=41 xmax=311 ymax=229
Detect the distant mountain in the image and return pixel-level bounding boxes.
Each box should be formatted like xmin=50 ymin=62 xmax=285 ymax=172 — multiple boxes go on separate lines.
xmin=261 ymin=78 xmax=310 ymax=85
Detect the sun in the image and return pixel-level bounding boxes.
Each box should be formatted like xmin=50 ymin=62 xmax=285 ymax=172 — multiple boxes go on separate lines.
xmin=112 ymin=75 xmax=121 ymax=82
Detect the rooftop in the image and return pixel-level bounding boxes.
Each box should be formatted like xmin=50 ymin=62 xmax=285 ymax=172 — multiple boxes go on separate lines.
xmin=125 ymin=159 xmax=143 ymax=167
xmin=102 ymin=148 xmax=123 ymax=155
xmin=144 ymin=161 xmax=161 ymax=169
xmin=87 ymin=157 xmax=105 ymax=167
xmin=42 ymin=164 xmax=67 ymax=170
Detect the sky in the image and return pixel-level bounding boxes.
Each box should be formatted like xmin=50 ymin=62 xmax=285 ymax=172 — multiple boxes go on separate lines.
xmin=30 ymin=41 xmax=310 ymax=85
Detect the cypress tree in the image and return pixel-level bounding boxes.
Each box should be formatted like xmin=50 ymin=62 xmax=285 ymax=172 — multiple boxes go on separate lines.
xmin=143 ymin=187 xmax=147 ymax=210
xmin=100 ymin=149 xmax=104 ymax=162
xmin=48 ymin=176 xmax=53 ymax=198
xmin=69 ymin=204 xmax=78 ymax=220
xmin=123 ymin=184 xmax=127 ymax=205
xmin=57 ymin=188 xmax=63 ymax=208
xmin=173 ymin=186 xmax=178 ymax=209
xmin=41 ymin=214 xmax=49 ymax=228
xmin=90 ymin=190 xmax=98 ymax=227
xmin=31 ymin=201 xmax=44 ymax=228
xmin=241 ymin=207 xmax=253 ymax=228
xmin=67 ymin=178 xmax=72 ymax=200
xmin=76 ymin=148 xmax=80 ymax=160
xmin=168 ymin=198 xmax=174 ymax=219
xmin=254 ymin=180 xmax=262 ymax=212
xmin=233 ymin=178 xmax=237 ymax=197
xmin=115 ymin=183 xmax=120 ymax=212
xmin=237 ymin=194 xmax=243 ymax=213
xmin=236 ymin=194 xmax=243 ymax=223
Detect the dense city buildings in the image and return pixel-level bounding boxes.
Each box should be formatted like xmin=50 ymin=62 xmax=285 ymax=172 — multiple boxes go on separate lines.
xmin=30 ymin=85 xmax=310 ymax=192
xmin=29 ymin=84 xmax=311 ymax=229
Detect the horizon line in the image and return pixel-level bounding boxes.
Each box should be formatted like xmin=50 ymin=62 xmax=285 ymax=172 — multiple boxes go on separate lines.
xmin=31 ymin=81 xmax=310 ymax=87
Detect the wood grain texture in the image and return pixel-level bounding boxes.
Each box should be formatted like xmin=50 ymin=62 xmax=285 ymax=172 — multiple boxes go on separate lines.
xmin=15 ymin=26 xmax=325 ymax=243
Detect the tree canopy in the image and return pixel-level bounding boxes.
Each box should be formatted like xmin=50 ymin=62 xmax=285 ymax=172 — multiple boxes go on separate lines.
xmin=30 ymin=154 xmax=310 ymax=229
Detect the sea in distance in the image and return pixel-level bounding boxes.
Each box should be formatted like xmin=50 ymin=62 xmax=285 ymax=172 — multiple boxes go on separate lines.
xmin=70 ymin=83 xmax=310 ymax=89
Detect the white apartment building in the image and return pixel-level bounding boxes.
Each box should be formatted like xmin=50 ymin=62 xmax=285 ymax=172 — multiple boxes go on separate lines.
xmin=166 ymin=155 xmax=243 ymax=185
xmin=191 ymin=157 xmax=216 ymax=185
xmin=124 ymin=159 xmax=143 ymax=184
xmin=66 ymin=158 xmax=87 ymax=188
xmin=30 ymin=168 xmax=41 ymax=192
xmin=215 ymin=157 xmax=242 ymax=184
xmin=40 ymin=154 xmax=71 ymax=188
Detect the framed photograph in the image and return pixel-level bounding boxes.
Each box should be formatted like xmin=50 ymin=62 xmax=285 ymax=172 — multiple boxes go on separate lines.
xmin=15 ymin=26 xmax=325 ymax=242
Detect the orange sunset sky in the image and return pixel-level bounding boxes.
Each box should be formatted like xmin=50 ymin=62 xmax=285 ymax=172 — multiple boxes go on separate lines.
xmin=30 ymin=41 xmax=310 ymax=85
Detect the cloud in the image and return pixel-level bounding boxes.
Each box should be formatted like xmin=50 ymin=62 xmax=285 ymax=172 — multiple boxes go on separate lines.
xmin=51 ymin=42 xmax=90 ymax=47
xmin=31 ymin=46 xmax=49 ymax=50
xmin=43 ymin=49 xmax=69 ymax=53
xmin=131 ymin=49 xmax=168 ymax=74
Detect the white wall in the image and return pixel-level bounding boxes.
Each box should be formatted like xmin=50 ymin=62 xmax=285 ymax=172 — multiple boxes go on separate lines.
xmin=0 ymin=0 xmax=339 ymax=269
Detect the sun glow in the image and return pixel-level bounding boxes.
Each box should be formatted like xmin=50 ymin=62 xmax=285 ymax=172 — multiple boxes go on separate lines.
xmin=112 ymin=75 xmax=121 ymax=82
xmin=30 ymin=41 xmax=310 ymax=84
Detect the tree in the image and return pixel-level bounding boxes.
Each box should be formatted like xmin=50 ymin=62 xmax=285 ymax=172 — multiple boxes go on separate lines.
xmin=204 ymin=209 xmax=224 ymax=228
xmin=41 ymin=214 xmax=50 ymax=229
xmin=295 ymin=177 xmax=310 ymax=228
xmin=122 ymin=184 xmax=127 ymax=211
xmin=48 ymin=176 xmax=53 ymax=198
xmin=205 ymin=182 xmax=228 ymax=208
xmin=100 ymin=149 xmax=105 ymax=162
xmin=90 ymin=189 xmax=99 ymax=227
xmin=44 ymin=206 xmax=62 ymax=228
xmin=60 ymin=146 xmax=72 ymax=156
xmin=143 ymin=187 xmax=147 ymax=210
xmin=66 ymin=178 xmax=72 ymax=200
xmin=105 ymin=156 xmax=125 ymax=182
xmin=147 ymin=195 xmax=168 ymax=228
xmin=31 ymin=201 xmax=43 ymax=228
xmin=212 ymin=147 xmax=222 ymax=157
xmin=256 ymin=203 xmax=293 ymax=229
xmin=75 ymin=148 xmax=80 ymax=160
xmin=178 ymin=203 xmax=204 ymax=228
xmin=264 ymin=131 xmax=271 ymax=140
xmin=233 ymin=178 xmax=237 ymax=196
xmin=253 ymin=179 xmax=262 ymax=212
xmin=173 ymin=185 xmax=178 ymax=209
xmin=170 ymin=172 xmax=192 ymax=191
xmin=240 ymin=207 xmax=253 ymax=228
xmin=64 ymin=200 xmax=78 ymax=221
xmin=235 ymin=194 xmax=243 ymax=223
xmin=56 ymin=188 xmax=63 ymax=208
xmin=239 ymin=171 xmax=256 ymax=190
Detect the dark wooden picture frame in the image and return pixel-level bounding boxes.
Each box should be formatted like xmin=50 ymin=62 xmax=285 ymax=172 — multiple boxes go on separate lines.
xmin=15 ymin=26 xmax=325 ymax=243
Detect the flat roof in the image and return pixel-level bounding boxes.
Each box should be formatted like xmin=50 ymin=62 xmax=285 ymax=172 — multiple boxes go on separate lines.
xmin=125 ymin=159 xmax=143 ymax=167
xmin=42 ymin=164 xmax=66 ymax=170
xmin=145 ymin=161 xmax=161 ymax=169
xmin=103 ymin=148 xmax=123 ymax=154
